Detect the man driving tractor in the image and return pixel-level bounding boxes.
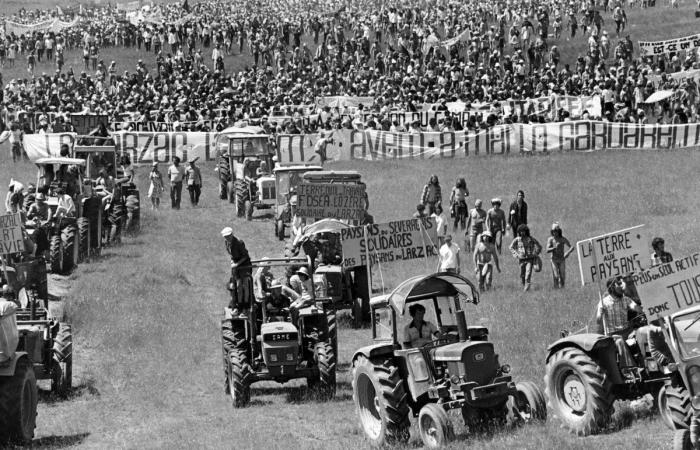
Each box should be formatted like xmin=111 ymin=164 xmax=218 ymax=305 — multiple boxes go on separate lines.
xmin=402 ymin=303 xmax=442 ymax=348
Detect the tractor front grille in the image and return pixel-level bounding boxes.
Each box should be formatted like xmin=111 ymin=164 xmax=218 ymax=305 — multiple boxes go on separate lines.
xmin=461 ymin=343 xmax=497 ymax=386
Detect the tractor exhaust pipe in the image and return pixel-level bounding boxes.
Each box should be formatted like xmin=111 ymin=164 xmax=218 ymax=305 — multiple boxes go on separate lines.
xmin=453 ymin=296 xmax=468 ymax=342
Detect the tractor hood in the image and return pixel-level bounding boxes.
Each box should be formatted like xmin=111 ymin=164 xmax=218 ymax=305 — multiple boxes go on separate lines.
xmin=260 ymin=322 xmax=298 ymax=335
xmin=433 ymin=341 xmax=494 ymax=362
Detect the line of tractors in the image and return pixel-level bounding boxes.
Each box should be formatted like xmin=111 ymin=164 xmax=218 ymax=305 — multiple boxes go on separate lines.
xmin=0 ymin=136 xmax=141 ymax=444
xmin=216 ymin=127 xmax=699 ymax=448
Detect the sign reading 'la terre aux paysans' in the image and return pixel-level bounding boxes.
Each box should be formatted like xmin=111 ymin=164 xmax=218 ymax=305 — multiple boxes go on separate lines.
xmin=577 ymin=225 xmax=649 ymax=286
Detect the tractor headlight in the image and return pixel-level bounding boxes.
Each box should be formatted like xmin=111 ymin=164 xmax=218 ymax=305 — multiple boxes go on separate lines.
xmin=408 ymin=352 xmax=430 ymax=382
xmin=286 ymin=353 xmax=294 ymax=361
xmin=270 ymin=354 xmax=278 ymax=362
xmin=500 ymin=364 xmax=511 ymax=374
xmin=688 ymin=365 xmax=700 ymax=392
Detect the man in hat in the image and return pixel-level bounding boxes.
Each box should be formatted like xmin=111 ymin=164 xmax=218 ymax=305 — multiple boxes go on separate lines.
xmin=289 ymin=266 xmax=313 ymax=306
xmin=264 ymin=279 xmax=300 ymax=321
xmin=184 ymin=157 xmax=202 ymax=207
xmin=221 ymin=227 xmax=252 ymax=314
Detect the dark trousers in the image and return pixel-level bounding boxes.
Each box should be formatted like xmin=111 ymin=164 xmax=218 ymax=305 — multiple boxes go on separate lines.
xmin=188 ymin=184 xmax=201 ymax=206
xmin=171 ymin=181 xmax=183 ymax=209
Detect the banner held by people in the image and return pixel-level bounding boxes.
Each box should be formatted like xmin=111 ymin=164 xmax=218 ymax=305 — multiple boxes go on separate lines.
xmin=341 ymin=218 xmax=438 ymax=268
xmin=639 ymin=33 xmax=700 ymax=56
xmin=0 ymin=213 xmax=25 ymax=255
xmin=576 ymin=225 xmax=649 ymax=286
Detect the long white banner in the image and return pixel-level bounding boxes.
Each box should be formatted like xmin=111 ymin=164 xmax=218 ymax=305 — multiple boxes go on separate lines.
xmin=276 ymin=121 xmax=700 ymax=164
xmin=639 ymin=34 xmax=700 ymax=56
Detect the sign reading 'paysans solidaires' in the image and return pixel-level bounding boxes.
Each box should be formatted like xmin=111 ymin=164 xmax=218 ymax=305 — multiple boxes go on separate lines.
xmin=577 ymin=225 xmax=649 ymax=286
xmin=296 ymin=183 xmax=367 ymax=222
xmin=633 ymin=253 xmax=700 ymax=319
xmin=0 ymin=213 xmax=25 ymax=255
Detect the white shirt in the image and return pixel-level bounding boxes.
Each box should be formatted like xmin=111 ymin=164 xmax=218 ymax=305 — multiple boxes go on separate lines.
xmin=432 ymin=212 xmax=448 ymax=237
xmin=439 ymin=242 xmax=460 ymax=270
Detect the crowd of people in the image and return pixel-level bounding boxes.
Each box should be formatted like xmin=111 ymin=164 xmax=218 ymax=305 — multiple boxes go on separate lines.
xmin=0 ymin=0 xmax=699 ymax=139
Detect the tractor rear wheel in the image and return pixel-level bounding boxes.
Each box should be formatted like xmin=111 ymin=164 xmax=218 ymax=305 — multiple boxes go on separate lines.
xmin=244 ymin=199 xmax=253 ymax=221
xmin=276 ymin=219 xmax=285 ymax=240
xmin=544 ymin=347 xmax=614 ymax=436
xmin=509 ymin=380 xmax=547 ymax=423
xmin=52 ymin=324 xmax=73 ymax=397
xmin=227 ymin=181 xmax=235 ymax=204
xmin=311 ymin=342 xmax=336 ymax=401
xmin=77 ymin=218 xmax=90 ymax=263
xmin=352 ymin=355 xmax=410 ymax=446
xmin=49 ymin=235 xmax=63 ymax=274
xmin=234 ymin=180 xmax=248 ymax=217
xmin=660 ymin=385 xmax=692 ymax=430
xmin=0 ymin=357 xmax=38 ymax=444
xmin=226 ymin=348 xmax=253 ymax=408
xmin=674 ymin=429 xmax=692 ymax=450
xmin=61 ymin=225 xmax=77 ymax=273
xmin=418 ymin=403 xmax=455 ymax=449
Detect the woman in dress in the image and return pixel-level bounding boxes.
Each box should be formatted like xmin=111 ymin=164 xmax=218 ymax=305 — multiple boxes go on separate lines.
xmin=148 ymin=161 xmax=164 ymax=210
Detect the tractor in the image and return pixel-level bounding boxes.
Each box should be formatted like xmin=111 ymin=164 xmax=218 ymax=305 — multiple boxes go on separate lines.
xmin=73 ymin=137 xmax=141 ymax=239
xmin=273 ymin=165 xmax=323 ymax=241
xmin=288 ymin=219 xmax=371 ymax=329
xmin=0 ymin=298 xmax=38 ymax=445
xmin=543 ymin=297 xmax=685 ymax=436
xmin=30 ymin=157 xmax=102 ymax=272
xmin=215 ymin=126 xmax=276 ymax=220
xmin=220 ymin=257 xmax=337 ymax=407
xmin=352 ymin=272 xmax=546 ymax=448
xmin=667 ymin=305 xmax=700 ymax=449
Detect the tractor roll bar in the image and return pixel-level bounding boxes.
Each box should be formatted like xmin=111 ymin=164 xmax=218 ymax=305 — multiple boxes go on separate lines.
xmin=453 ymin=295 xmax=468 ymax=343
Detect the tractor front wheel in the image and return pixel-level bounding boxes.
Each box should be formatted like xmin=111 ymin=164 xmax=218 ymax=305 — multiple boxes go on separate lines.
xmin=0 ymin=357 xmax=38 ymax=444
xmin=311 ymin=342 xmax=336 ymax=400
xmin=77 ymin=218 xmax=90 ymax=263
xmin=52 ymin=324 xmax=73 ymax=397
xmin=660 ymin=385 xmax=692 ymax=430
xmin=226 ymin=348 xmax=253 ymax=408
xmin=509 ymin=380 xmax=547 ymax=423
xmin=544 ymin=347 xmax=614 ymax=436
xmin=61 ymin=225 xmax=77 ymax=273
xmin=234 ymin=180 xmax=249 ymax=217
xmin=418 ymin=403 xmax=455 ymax=449
xmin=352 ymin=355 xmax=410 ymax=446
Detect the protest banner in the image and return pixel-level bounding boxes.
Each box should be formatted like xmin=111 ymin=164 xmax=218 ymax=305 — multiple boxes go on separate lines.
xmin=639 ymin=33 xmax=700 ymax=56
xmin=0 ymin=213 xmax=25 ymax=255
xmin=315 ymin=96 xmax=375 ymax=109
xmin=340 ymin=218 xmax=438 ymax=268
xmin=632 ymin=252 xmax=700 ymax=319
xmin=113 ymin=131 xmax=217 ymax=163
xmin=296 ymin=183 xmax=366 ymax=222
xmin=24 ymin=133 xmax=77 ymax=161
xmin=576 ymin=225 xmax=649 ymax=286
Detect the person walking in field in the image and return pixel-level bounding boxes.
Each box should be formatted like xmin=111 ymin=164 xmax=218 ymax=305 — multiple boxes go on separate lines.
xmin=148 ymin=161 xmax=164 ymax=210
xmin=509 ymin=224 xmax=542 ymax=292
xmin=438 ymin=234 xmax=460 ymax=274
xmin=546 ymin=222 xmax=574 ymax=289
xmin=168 ymin=157 xmax=185 ymax=209
xmin=185 ymin=157 xmax=202 ymax=207
xmin=465 ymin=199 xmax=486 ymax=254
xmin=508 ymin=190 xmax=527 ymax=238
xmin=473 ymin=231 xmax=501 ymax=291
xmin=448 ymin=177 xmax=469 ymax=233
xmin=421 ymin=174 xmax=442 ymax=215
xmin=486 ymin=198 xmax=506 ymax=254
xmin=432 ymin=203 xmax=449 ymax=246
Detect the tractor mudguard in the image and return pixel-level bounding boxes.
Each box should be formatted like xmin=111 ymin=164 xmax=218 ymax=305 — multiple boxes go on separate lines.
xmin=546 ymin=333 xmax=625 ymax=385
xmin=0 ymin=352 xmax=29 ymax=377
xmin=352 ymin=343 xmax=394 ymax=363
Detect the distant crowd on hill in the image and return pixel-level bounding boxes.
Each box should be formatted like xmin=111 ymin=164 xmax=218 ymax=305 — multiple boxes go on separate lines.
xmin=0 ymin=0 xmax=698 ymax=136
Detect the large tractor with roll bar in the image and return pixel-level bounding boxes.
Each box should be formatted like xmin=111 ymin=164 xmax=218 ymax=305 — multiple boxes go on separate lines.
xmin=351 ymin=272 xmax=546 ymax=448
xmin=215 ymin=126 xmax=277 ymax=220
xmin=543 ymin=274 xmax=689 ymax=436
xmin=30 ymin=157 xmax=101 ymax=273
xmin=220 ymin=256 xmax=337 ymax=407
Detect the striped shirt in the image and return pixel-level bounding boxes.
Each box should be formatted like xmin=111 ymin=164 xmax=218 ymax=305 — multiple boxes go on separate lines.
xmin=597 ymin=293 xmax=634 ymax=335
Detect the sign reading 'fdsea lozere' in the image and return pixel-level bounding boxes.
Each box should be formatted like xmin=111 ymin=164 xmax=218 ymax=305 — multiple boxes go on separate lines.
xmin=633 ymin=253 xmax=700 ymax=319
xmin=340 ymin=218 xmax=438 ymax=268
xmin=577 ymin=225 xmax=649 ymax=286
xmin=0 ymin=213 xmax=25 ymax=255
xmin=296 ymin=183 xmax=366 ymax=222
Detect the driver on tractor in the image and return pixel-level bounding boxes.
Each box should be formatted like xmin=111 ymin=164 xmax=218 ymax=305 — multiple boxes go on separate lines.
xmin=596 ymin=276 xmax=644 ymax=369
xmin=54 ymin=187 xmax=75 ymax=219
xmin=264 ymin=280 xmax=299 ymax=322
xmin=402 ymin=303 xmax=442 ymax=348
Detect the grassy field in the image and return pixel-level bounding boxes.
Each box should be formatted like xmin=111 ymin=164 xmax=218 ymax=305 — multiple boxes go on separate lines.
xmin=0 ymin=146 xmax=697 ymax=449
xmin=2 ymin=0 xmax=700 ymax=85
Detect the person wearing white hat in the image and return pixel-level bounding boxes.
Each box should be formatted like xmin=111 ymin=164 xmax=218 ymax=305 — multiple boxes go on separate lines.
xmin=546 ymin=222 xmax=574 ymax=289
xmin=473 ymin=231 xmax=500 ymax=291
xmin=221 ymin=227 xmax=252 ymax=314
xmin=289 ymin=266 xmax=313 ymax=307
